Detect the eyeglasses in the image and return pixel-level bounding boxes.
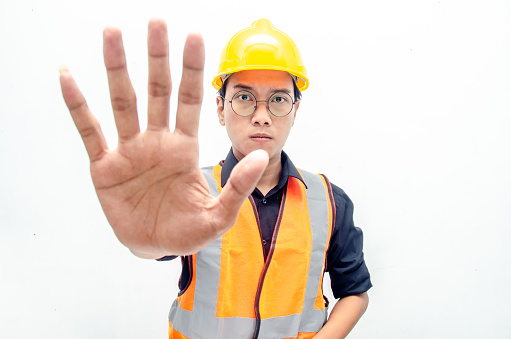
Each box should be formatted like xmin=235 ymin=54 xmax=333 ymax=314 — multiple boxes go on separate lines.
xmin=221 ymin=90 xmax=296 ymax=117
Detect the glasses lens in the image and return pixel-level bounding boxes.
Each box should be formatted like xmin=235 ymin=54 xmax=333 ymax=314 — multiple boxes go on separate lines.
xmin=231 ymin=91 xmax=256 ymax=116
xmin=268 ymin=92 xmax=294 ymax=117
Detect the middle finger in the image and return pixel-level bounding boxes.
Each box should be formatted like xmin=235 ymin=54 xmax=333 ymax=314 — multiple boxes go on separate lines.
xmin=147 ymin=19 xmax=171 ymax=131
xmin=103 ymin=27 xmax=140 ymax=142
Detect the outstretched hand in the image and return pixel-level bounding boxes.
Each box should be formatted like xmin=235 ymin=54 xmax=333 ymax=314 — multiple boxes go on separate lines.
xmin=60 ymin=19 xmax=268 ymax=258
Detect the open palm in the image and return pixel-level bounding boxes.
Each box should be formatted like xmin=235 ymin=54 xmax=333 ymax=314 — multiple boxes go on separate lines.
xmin=60 ymin=19 xmax=268 ymax=258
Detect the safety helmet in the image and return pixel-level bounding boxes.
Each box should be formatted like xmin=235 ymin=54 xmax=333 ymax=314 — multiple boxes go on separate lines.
xmin=212 ymin=19 xmax=309 ymax=91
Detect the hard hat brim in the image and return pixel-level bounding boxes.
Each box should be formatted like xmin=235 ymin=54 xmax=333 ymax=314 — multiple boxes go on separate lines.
xmin=212 ymin=66 xmax=308 ymax=92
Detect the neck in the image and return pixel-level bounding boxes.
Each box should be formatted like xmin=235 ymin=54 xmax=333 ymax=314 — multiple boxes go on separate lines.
xmin=232 ymin=148 xmax=282 ymax=196
xmin=256 ymin=152 xmax=282 ymax=196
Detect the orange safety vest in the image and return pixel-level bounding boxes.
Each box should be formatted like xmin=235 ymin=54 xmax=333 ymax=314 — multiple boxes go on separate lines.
xmin=168 ymin=164 xmax=335 ymax=339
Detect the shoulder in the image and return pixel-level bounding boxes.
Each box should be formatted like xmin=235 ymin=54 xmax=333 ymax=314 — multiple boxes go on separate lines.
xmin=330 ymin=182 xmax=354 ymax=212
xmin=298 ymin=170 xmax=355 ymax=222
xmin=297 ymin=169 xmax=353 ymax=204
xmin=311 ymin=172 xmax=354 ymax=215
xmin=319 ymin=176 xmax=357 ymax=237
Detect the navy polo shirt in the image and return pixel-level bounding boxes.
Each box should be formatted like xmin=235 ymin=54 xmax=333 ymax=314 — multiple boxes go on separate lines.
xmin=159 ymin=149 xmax=372 ymax=299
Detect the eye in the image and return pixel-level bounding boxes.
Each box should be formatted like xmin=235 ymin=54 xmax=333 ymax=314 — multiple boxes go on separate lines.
xmin=271 ymin=92 xmax=291 ymax=104
xmin=233 ymin=91 xmax=254 ymax=102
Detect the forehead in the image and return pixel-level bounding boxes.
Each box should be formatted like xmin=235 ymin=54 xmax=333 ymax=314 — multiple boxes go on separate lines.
xmin=226 ymin=70 xmax=294 ymax=93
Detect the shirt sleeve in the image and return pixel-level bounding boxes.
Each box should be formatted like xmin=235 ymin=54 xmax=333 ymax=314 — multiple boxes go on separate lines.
xmin=326 ymin=184 xmax=372 ymax=299
xmin=156 ymin=255 xmax=178 ymax=261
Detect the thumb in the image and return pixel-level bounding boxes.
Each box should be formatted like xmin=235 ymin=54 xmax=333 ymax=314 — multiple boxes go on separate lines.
xmin=213 ymin=150 xmax=269 ymax=230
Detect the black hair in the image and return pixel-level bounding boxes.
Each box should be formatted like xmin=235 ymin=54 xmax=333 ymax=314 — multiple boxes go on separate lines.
xmin=217 ymin=75 xmax=302 ymax=105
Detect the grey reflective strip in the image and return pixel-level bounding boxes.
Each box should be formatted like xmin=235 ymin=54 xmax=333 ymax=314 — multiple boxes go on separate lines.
xmin=170 ymin=168 xmax=330 ymax=338
xmin=258 ymin=313 xmax=308 ymax=338
xmin=170 ymin=298 xmax=256 ymax=339
xmin=173 ymin=310 xmax=323 ymax=339
xmin=201 ymin=166 xmax=217 ymax=196
xmin=299 ymin=170 xmax=330 ymax=331
xmin=196 ymin=166 xmax=223 ymax=316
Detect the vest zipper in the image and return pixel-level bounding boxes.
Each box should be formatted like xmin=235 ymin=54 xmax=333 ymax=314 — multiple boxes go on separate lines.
xmin=250 ymin=189 xmax=288 ymax=339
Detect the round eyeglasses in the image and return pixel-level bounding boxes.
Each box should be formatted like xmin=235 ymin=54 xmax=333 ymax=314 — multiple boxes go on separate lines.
xmin=222 ymin=90 xmax=296 ymax=117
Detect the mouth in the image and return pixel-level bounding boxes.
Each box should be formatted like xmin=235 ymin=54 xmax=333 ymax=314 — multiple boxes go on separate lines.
xmin=250 ymin=133 xmax=272 ymax=141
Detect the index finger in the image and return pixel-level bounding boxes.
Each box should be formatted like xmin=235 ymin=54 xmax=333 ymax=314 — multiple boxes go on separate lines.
xmin=175 ymin=33 xmax=205 ymax=137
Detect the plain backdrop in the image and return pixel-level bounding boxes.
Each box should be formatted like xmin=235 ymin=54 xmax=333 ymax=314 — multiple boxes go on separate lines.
xmin=1 ymin=0 xmax=510 ymax=338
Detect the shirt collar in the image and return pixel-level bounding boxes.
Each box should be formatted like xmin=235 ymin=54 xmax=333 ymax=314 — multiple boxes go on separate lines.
xmin=220 ymin=148 xmax=306 ymax=189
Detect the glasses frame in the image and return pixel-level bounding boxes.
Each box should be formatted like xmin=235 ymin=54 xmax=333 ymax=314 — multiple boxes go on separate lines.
xmin=221 ymin=90 xmax=296 ymax=117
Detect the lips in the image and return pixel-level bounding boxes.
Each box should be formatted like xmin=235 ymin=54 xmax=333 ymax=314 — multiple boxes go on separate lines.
xmin=250 ymin=133 xmax=272 ymax=140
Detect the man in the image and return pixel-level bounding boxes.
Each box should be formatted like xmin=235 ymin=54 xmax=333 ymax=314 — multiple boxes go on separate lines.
xmin=60 ymin=18 xmax=371 ymax=339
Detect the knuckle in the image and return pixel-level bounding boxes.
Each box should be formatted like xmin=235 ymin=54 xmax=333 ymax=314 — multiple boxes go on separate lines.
xmin=68 ymin=100 xmax=87 ymax=112
xmin=111 ymin=96 xmax=136 ymax=112
xmin=178 ymin=88 xmax=202 ymax=106
xmin=78 ymin=125 xmax=98 ymax=139
xmin=227 ymin=176 xmax=246 ymax=197
xmin=148 ymin=81 xmax=171 ymax=98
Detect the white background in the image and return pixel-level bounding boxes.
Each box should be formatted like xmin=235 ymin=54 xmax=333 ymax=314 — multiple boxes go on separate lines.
xmin=1 ymin=0 xmax=510 ymax=338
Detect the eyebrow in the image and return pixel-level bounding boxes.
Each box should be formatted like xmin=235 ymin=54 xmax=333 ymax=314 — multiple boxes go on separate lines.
xmin=233 ymin=84 xmax=292 ymax=95
xmin=233 ymin=84 xmax=253 ymax=90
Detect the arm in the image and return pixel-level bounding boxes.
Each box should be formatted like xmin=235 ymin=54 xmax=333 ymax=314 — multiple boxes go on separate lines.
xmin=319 ymin=183 xmax=372 ymax=337
xmin=314 ymin=293 xmax=369 ymax=339
xmin=60 ymin=19 xmax=269 ymax=258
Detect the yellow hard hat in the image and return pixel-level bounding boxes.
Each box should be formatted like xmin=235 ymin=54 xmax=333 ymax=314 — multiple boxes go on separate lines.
xmin=212 ymin=19 xmax=309 ymax=91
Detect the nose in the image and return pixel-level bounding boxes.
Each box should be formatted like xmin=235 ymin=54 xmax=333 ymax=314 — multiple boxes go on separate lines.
xmin=251 ymin=101 xmax=272 ymax=126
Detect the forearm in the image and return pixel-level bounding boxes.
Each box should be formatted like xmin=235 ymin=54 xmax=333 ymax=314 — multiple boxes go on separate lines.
xmin=314 ymin=292 xmax=369 ymax=339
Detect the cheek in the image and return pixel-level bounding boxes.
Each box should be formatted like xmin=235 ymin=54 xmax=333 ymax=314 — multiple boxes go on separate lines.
xmin=282 ymin=118 xmax=295 ymax=133
xmin=224 ymin=115 xmax=244 ymax=139
xmin=223 ymin=113 xmax=238 ymax=129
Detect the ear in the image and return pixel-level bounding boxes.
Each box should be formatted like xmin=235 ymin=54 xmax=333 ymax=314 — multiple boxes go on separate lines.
xmin=216 ymin=96 xmax=226 ymax=126
xmin=291 ymin=100 xmax=300 ymax=126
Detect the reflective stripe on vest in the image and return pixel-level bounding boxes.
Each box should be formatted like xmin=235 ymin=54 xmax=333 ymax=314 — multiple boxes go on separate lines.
xmin=169 ymin=165 xmax=334 ymax=339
